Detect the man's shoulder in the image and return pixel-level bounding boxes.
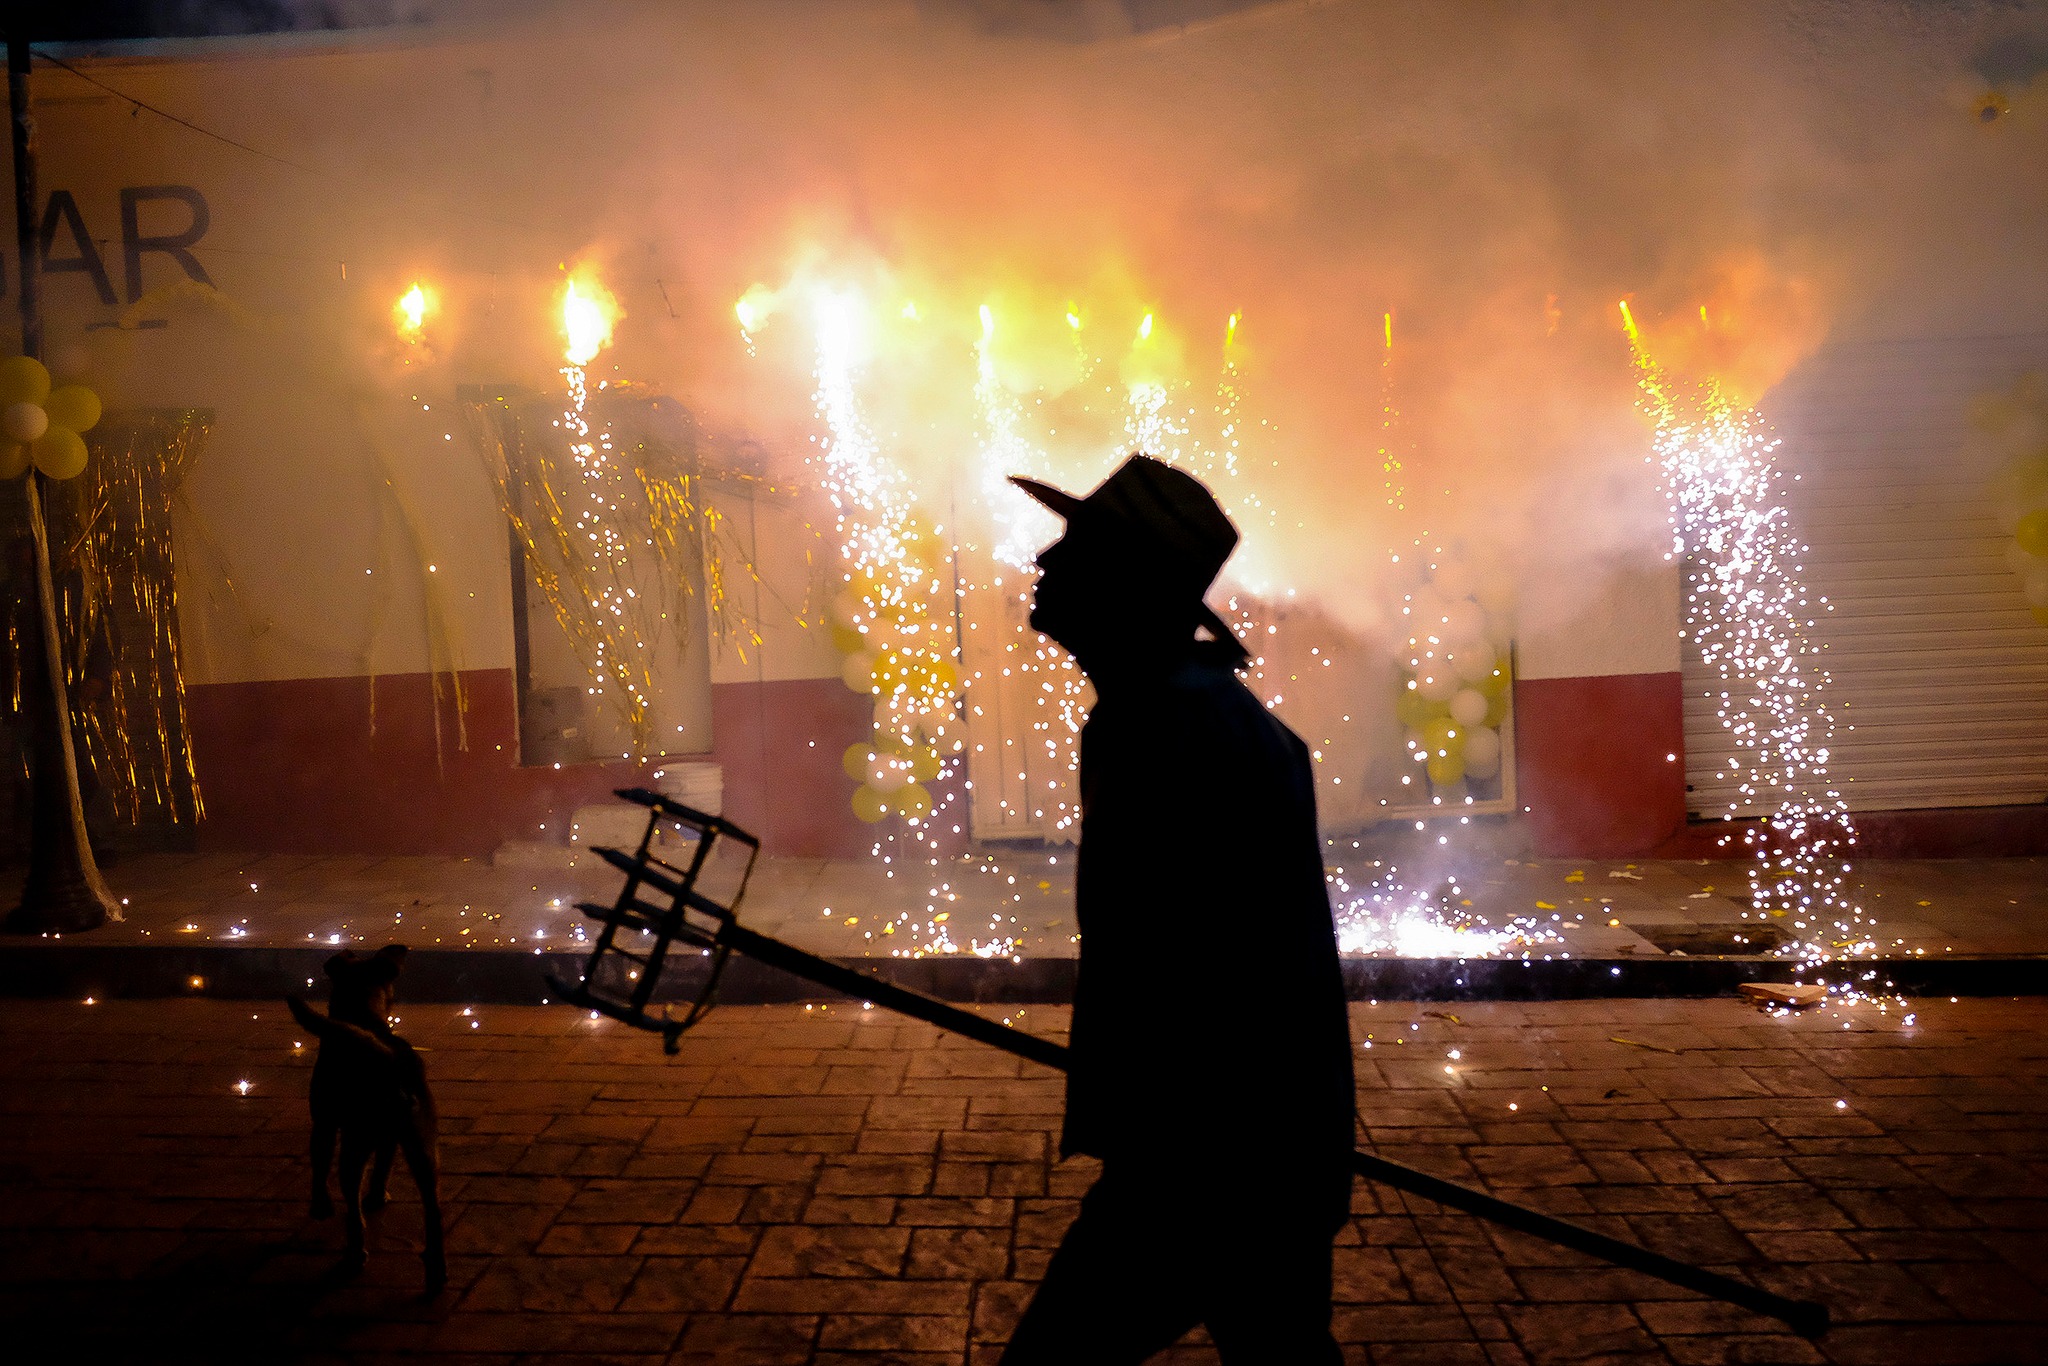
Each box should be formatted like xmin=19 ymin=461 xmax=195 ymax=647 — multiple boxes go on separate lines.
xmin=1123 ymin=661 xmax=1308 ymax=755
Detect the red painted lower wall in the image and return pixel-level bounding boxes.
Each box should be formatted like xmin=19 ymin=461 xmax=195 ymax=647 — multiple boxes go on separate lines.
xmin=710 ymin=676 xmax=886 ymax=861
xmin=1652 ymin=806 xmax=2048 ymax=859
xmin=1513 ymin=672 xmax=1687 ymax=858
xmin=184 ymin=668 xmax=874 ymax=858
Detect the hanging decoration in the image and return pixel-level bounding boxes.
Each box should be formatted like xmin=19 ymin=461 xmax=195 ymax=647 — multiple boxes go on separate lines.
xmin=463 ymin=384 xmax=779 ymax=757
xmin=13 ymin=409 xmax=214 ymax=828
xmin=0 ymin=355 xmax=102 ymax=481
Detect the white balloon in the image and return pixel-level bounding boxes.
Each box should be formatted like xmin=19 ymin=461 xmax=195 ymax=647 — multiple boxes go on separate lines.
xmin=1465 ymin=726 xmax=1503 ymax=779
xmin=1415 ymin=669 xmax=1458 ymax=702
xmin=1450 ymin=688 xmax=1489 ymax=728
xmin=2 ymin=401 xmax=47 ymax=444
xmin=840 ymin=651 xmax=877 ymax=693
xmin=866 ymin=754 xmax=909 ymax=793
xmin=1448 ymin=639 xmax=1497 ymax=682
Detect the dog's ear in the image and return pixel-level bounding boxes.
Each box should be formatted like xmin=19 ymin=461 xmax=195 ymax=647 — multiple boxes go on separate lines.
xmin=356 ymin=946 xmax=403 ymax=987
xmin=325 ymin=950 xmax=364 ymax=981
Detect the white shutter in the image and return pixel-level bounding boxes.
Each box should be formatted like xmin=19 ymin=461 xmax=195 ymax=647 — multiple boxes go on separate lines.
xmin=1683 ymin=334 xmax=2048 ymax=817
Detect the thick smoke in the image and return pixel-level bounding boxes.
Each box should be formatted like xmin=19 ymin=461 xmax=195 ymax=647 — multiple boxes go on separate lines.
xmin=65 ymin=0 xmax=2048 ymax=635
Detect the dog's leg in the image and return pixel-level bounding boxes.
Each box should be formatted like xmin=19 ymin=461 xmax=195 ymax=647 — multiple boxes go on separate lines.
xmin=365 ymin=1139 xmax=396 ymax=1211
xmin=308 ymin=1115 xmax=336 ymax=1220
xmin=399 ymin=1108 xmax=445 ymax=1295
xmin=337 ymin=1129 xmax=372 ymax=1277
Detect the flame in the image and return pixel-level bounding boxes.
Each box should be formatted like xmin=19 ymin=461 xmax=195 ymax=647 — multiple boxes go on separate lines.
xmin=1137 ymin=311 xmax=1154 ymax=342
xmin=561 ymin=275 xmax=619 ymax=366
xmin=1226 ymin=311 xmax=1242 ymax=346
xmin=734 ymin=282 xmax=778 ymax=336
xmin=979 ymin=303 xmax=995 ymax=337
xmin=394 ymin=282 xmax=432 ymax=341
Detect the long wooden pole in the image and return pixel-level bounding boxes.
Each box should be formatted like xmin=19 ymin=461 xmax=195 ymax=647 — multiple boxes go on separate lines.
xmin=569 ymin=830 xmax=1831 ymax=1340
xmin=701 ymin=921 xmax=1831 ymax=1338
xmin=4 ymin=34 xmax=117 ymax=933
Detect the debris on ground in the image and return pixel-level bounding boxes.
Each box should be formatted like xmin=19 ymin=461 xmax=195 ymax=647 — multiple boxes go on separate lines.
xmin=1738 ymin=982 xmax=1828 ymax=1009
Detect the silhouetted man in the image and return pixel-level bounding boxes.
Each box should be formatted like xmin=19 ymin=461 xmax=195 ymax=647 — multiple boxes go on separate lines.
xmin=1001 ymin=455 xmax=1354 ymax=1364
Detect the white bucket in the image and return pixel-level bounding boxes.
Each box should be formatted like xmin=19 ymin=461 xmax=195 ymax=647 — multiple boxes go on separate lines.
xmin=657 ymin=761 xmax=724 ymax=817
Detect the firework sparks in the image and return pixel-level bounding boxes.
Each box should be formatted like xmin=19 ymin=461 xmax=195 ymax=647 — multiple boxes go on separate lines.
xmin=562 ymin=276 xmax=619 ymax=367
xmin=970 ymin=304 xmax=1089 ymax=841
xmin=552 ymin=272 xmax=657 ymax=744
xmin=807 ymin=289 xmax=988 ymax=957
xmin=1622 ymin=303 xmax=1895 ymax=1009
xmin=1328 ymin=863 xmax=1559 ymax=958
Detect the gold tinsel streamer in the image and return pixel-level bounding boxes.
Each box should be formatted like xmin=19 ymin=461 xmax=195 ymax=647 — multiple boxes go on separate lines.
xmin=7 ymin=410 xmax=214 ymax=828
xmin=461 ymin=387 xmax=802 ymax=757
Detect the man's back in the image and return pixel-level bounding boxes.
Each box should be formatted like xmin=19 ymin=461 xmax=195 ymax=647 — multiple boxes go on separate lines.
xmin=1065 ymin=644 xmax=1355 ymax=1212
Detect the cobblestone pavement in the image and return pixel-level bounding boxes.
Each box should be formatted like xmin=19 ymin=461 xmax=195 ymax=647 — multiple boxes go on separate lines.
xmin=3 ymin=995 xmax=2045 ymax=1364
xmin=44 ymin=847 xmax=2048 ymax=961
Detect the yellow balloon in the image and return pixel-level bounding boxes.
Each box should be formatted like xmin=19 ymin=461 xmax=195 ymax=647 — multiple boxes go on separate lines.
xmin=31 ymin=426 xmax=86 ymax=480
xmin=851 ymin=785 xmax=887 ymax=823
xmin=929 ymin=658 xmax=960 ymax=692
xmin=908 ymin=747 xmax=943 ymax=783
xmin=830 ymin=621 xmax=866 ymax=655
xmin=1479 ymin=663 xmax=1512 ymax=698
xmin=2018 ymin=509 xmax=2048 ymax=558
xmin=0 ymin=443 xmax=26 ymax=479
xmin=1485 ymin=688 xmax=1510 ymax=728
xmin=898 ymin=783 xmax=933 ymax=821
xmin=842 ymin=743 xmax=874 ymax=782
xmin=0 ymin=356 xmax=49 ymax=408
xmin=43 ymin=385 xmax=99 ymax=434
xmin=2034 ymin=605 xmax=2048 ymax=629
xmin=1426 ymin=753 xmax=1466 ymax=787
xmin=1394 ymin=686 xmax=1444 ymax=731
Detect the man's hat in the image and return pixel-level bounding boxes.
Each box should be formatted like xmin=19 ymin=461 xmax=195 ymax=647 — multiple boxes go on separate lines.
xmin=1010 ymin=454 xmax=1242 ymax=647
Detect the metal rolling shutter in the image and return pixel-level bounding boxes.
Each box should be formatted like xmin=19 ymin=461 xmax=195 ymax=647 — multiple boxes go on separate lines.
xmin=1683 ymin=334 xmax=2048 ymax=818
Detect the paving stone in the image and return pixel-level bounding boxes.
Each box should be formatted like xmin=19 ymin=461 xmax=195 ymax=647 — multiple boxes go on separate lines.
xmin=8 ymin=996 xmax=2048 ymax=1362
xmin=750 ymin=1226 xmax=911 ymax=1279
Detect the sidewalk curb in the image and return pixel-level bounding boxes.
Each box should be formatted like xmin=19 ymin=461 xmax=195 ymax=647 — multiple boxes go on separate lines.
xmin=0 ymin=943 xmax=2041 ymax=1004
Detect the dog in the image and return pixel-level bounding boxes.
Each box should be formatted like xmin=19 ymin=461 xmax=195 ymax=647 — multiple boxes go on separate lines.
xmin=287 ymin=945 xmax=446 ymax=1293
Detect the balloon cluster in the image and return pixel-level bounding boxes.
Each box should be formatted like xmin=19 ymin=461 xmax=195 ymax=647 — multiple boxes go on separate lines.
xmin=830 ymin=529 xmax=963 ymax=824
xmin=0 ymin=355 xmax=100 ymax=481
xmin=1977 ymin=374 xmax=2048 ymax=627
xmin=1392 ymin=557 xmax=1514 ymax=796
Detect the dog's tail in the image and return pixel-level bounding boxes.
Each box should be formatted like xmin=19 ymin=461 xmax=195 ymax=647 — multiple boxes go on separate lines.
xmin=286 ymin=995 xmax=397 ymax=1059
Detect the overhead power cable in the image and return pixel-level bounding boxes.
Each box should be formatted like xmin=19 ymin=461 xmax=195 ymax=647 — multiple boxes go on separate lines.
xmin=31 ymin=47 xmax=319 ymax=176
